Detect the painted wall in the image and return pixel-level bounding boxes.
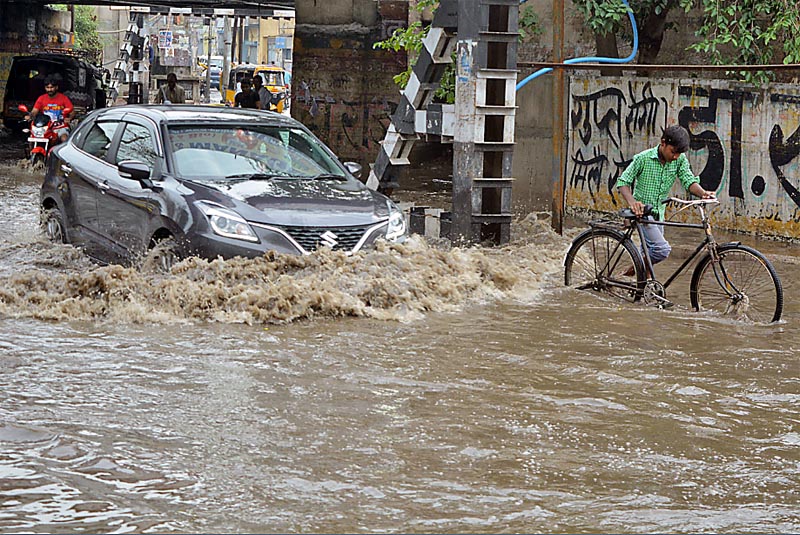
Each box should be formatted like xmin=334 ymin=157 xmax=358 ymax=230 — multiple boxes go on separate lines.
xmin=292 ymin=0 xmax=407 ymax=171
xmin=565 ymin=76 xmax=800 ymax=237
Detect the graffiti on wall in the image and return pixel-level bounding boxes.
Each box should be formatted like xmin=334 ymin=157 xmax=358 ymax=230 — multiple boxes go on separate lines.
xmin=294 ymin=82 xmax=396 ymax=167
xmin=568 ymin=82 xmax=668 ymax=204
xmin=566 ymin=77 xmax=800 ymax=235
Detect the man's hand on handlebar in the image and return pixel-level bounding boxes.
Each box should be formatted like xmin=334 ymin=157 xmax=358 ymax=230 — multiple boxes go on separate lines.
xmin=689 ymin=182 xmax=716 ymax=200
xmin=628 ymin=200 xmax=645 ymax=217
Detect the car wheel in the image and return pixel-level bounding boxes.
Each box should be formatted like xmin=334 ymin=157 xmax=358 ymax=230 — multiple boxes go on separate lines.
xmin=144 ymin=237 xmax=179 ymax=273
xmin=42 ymin=207 xmax=66 ymax=244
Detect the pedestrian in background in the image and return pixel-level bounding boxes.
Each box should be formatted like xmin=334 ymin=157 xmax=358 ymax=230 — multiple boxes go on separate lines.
xmin=155 ymin=72 xmax=186 ymax=104
xmin=253 ymin=74 xmax=269 ymax=110
xmin=234 ymin=77 xmax=260 ymax=109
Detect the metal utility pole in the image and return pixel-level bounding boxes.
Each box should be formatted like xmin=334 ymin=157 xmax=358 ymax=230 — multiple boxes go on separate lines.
xmin=223 ymin=16 xmax=232 ymax=100
xmin=204 ymin=16 xmax=213 ymax=103
xmin=551 ymin=0 xmax=566 ymax=234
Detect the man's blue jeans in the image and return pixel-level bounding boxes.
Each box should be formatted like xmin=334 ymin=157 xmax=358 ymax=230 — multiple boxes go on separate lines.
xmin=641 ymin=216 xmax=671 ymax=265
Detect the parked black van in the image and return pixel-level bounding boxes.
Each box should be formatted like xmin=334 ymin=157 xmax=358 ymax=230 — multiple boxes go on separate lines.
xmin=2 ymin=53 xmax=106 ymax=132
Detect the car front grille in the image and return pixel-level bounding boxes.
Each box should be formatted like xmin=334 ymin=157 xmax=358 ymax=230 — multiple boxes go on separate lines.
xmin=277 ymin=224 xmax=374 ymax=252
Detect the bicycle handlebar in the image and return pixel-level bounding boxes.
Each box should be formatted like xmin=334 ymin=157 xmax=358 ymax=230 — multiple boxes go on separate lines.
xmin=663 ymin=196 xmax=720 ymax=206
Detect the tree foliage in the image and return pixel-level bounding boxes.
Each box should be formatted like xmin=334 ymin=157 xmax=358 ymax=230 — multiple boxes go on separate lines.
xmin=72 ymin=5 xmax=103 ymax=63
xmin=373 ymin=1 xmax=542 ymax=103
xmin=51 ymin=4 xmax=102 ymax=62
xmin=687 ymin=0 xmax=800 ymax=83
xmin=573 ymin=0 xmax=800 ymax=83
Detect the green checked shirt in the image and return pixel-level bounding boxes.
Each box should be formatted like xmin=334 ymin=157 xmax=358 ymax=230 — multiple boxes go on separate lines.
xmin=616 ymin=146 xmax=699 ymax=221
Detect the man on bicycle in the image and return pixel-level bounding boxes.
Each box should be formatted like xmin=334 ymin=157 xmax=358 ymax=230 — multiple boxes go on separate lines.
xmin=616 ymin=125 xmax=716 ymax=268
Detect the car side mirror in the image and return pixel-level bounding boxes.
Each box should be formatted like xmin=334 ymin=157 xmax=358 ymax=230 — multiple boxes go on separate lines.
xmin=118 ymin=160 xmax=159 ymax=189
xmin=344 ymin=161 xmax=362 ymax=179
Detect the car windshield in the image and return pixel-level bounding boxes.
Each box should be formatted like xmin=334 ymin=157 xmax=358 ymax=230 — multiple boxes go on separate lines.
xmin=261 ymin=71 xmax=284 ymax=86
xmin=167 ymin=125 xmax=346 ymax=182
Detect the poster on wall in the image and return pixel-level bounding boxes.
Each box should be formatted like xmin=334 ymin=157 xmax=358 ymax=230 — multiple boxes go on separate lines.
xmin=158 ymin=30 xmax=173 ymax=49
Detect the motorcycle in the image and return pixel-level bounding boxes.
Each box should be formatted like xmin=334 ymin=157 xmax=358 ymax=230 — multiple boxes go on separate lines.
xmin=17 ymin=104 xmax=68 ymax=166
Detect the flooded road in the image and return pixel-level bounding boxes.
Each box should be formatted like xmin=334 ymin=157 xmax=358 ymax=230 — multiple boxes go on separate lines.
xmin=0 ymin=148 xmax=798 ymax=533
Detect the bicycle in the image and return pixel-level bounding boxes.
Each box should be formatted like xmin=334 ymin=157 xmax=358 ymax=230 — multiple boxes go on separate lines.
xmin=563 ymin=197 xmax=783 ymax=323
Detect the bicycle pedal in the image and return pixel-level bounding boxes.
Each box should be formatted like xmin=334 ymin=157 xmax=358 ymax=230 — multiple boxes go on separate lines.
xmin=658 ymin=300 xmax=675 ymax=310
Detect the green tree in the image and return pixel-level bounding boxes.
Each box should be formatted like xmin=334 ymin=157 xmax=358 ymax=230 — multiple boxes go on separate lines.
xmin=373 ymin=1 xmax=542 ymax=103
xmin=687 ymin=0 xmax=800 ymax=83
xmin=72 ymin=5 xmax=102 ymax=63
xmin=573 ymin=0 xmax=694 ymax=63
xmin=51 ymin=4 xmax=102 ymax=62
xmin=573 ymin=0 xmax=800 ymax=83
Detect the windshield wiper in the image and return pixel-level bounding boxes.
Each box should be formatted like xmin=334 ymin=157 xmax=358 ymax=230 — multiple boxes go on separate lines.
xmin=302 ymin=173 xmax=348 ymax=181
xmin=224 ymin=173 xmax=282 ymax=181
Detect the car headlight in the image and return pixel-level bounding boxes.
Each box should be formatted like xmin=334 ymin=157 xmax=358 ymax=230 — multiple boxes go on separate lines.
xmin=197 ymin=202 xmax=259 ymax=242
xmin=385 ymin=201 xmax=407 ymax=241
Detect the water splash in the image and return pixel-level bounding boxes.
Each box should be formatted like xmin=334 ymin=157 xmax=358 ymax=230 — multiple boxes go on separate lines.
xmin=0 ymin=215 xmax=570 ymax=325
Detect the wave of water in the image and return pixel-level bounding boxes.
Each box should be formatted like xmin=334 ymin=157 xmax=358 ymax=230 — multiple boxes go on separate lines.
xmin=0 ymin=157 xmax=572 ymax=326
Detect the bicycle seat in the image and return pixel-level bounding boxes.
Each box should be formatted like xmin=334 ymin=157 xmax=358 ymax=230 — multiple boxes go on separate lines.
xmin=618 ymin=204 xmax=653 ymax=219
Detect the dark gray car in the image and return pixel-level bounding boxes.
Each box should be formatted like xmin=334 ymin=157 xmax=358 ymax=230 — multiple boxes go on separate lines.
xmin=40 ymin=105 xmax=406 ymax=268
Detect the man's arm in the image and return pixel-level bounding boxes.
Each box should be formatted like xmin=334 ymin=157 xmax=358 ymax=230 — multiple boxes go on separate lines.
xmin=688 ymin=181 xmax=715 ymax=199
xmin=27 ymin=96 xmax=44 ymax=120
xmin=676 ymin=155 xmax=715 ymax=199
xmin=618 ymin=185 xmax=645 ymax=216
xmin=62 ymin=95 xmax=74 ymax=125
xmin=616 ymin=153 xmax=644 ymax=216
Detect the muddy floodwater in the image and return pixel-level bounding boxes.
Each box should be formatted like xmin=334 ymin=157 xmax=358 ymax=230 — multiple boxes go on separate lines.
xmin=0 ymin=151 xmax=798 ymax=533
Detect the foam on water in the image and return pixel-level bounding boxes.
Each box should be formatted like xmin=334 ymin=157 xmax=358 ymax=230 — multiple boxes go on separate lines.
xmin=0 ymin=214 xmax=570 ymax=325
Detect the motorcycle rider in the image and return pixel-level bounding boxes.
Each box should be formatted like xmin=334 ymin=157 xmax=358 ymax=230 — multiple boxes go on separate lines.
xmin=26 ymin=74 xmax=74 ymax=144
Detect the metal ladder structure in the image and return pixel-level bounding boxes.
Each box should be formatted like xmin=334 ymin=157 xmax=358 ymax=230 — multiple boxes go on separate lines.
xmin=367 ymin=0 xmax=519 ymax=244
xmin=107 ymin=11 xmax=148 ymax=105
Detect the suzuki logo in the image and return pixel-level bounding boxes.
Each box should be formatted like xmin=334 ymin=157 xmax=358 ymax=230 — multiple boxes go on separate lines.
xmin=320 ymin=230 xmax=339 ymax=248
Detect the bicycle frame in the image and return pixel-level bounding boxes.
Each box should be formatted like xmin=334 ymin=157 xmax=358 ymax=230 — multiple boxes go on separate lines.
xmin=634 ymin=217 xmax=711 ymax=291
xmin=588 ymin=199 xmax=736 ymax=297
xmin=573 ymin=197 xmax=782 ymax=321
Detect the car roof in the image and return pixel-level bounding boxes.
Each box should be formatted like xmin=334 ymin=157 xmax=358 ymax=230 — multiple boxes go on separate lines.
xmin=94 ymin=104 xmax=299 ymax=127
xmin=232 ymin=64 xmax=285 ymax=73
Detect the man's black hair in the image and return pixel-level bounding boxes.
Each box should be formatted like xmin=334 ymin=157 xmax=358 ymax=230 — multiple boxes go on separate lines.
xmin=662 ymin=125 xmax=690 ymax=153
xmin=44 ymin=74 xmax=62 ymax=86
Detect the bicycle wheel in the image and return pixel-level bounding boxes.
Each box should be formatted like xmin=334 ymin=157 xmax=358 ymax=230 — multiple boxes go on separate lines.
xmin=564 ymin=228 xmax=646 ymax=302
xmin=690 ymin=244 xmax=783 ymax=323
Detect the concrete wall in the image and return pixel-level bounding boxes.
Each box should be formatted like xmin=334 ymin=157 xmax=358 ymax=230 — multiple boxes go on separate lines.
xmin=296 ymin=0 xmax=379 ymax=27
xmin=292 ymin=0 xmax=407 ymax=171
xmin=258 ymin=16 xmax=295 ymax=69
xmin=96 ymin=7 xmax=127 ymax=73
xmin=0 ymin=4 xmax=72 ymax=105
xmin=563 ymin=76 xmax=800 ymax=237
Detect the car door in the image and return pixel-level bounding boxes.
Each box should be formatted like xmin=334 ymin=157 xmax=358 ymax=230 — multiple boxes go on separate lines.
xmin=97 ymin=117 xmax=163 ymax=263
xmin=62 ymin=117 xmax=123 ymax=256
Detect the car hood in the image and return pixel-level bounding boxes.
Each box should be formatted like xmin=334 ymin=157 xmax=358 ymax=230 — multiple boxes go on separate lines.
xmin=193 ymin=177 xmax=391 ymax=227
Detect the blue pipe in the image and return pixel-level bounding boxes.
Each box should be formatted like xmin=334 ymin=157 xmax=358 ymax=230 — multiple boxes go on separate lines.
xmin=516 ymin=0 xmax=638 ymax=91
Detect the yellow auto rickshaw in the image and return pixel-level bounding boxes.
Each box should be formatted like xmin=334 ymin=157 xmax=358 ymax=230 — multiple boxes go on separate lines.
xmin=224 ymin=64 xmax=289 ymax=113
